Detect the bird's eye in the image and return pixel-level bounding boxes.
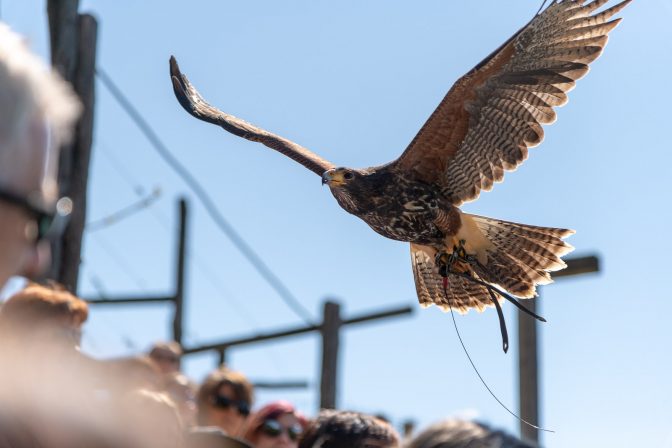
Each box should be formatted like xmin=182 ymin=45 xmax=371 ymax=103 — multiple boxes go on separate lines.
xmin=343 ymin=172 xmax=354 ymax=180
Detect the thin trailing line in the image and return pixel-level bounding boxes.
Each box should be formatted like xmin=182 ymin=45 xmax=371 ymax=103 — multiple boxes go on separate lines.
xmin=442 ymin=278 xmax=554 ymax=434
xmin=536 ymin=0 xmax=551 ymax=16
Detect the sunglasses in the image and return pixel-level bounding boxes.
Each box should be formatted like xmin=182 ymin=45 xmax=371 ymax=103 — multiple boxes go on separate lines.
xmin=260 ymin=419 xmax=303 ymax=441
xmin=211 ymin=395 xmax=250 ymax=416
xmin=0 ymin=189 xmax=72 ymax=243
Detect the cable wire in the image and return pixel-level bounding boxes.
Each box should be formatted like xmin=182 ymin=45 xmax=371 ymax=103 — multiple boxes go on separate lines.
xmin=96 ymin=67 xmax=315 ymax=325
xmin=86 ymin=188 xmax=161 ymax=232
xmin=89 ymin=232 xmax=148 ymax=291
xmin=95 ymin=140 xmax=266 ymax=331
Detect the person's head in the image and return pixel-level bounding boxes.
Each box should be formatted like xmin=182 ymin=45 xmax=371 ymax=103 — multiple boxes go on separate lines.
xmin=197 ymin=367 xmax=254 ymax=436
xmin=299 ymin=410 xmax=400 ymax=448
xmin=0 ymin=282 xmax=87 ymax=353
xmin=243 ymin=401 xmax=307 ymax=448
xmin=0 ymin=23 xmax=80 ymax=286
xmin=149 ymin=340 xmax=183 ymax=374
xmin=405 ymin=419 xmax=536 ymax=448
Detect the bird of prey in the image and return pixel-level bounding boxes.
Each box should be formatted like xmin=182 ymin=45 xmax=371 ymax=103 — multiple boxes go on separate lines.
xmin=170 ymin=0 xmax=630 ymax=320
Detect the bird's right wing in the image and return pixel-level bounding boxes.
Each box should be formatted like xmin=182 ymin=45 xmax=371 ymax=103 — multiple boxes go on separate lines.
xmin=169 ymin=56 xmax=335 ymax=176
xmin=390 ymin=0 xmax=631 ymax=206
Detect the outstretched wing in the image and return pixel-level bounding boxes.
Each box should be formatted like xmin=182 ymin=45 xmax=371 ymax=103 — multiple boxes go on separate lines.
xmin=391 ymin=0 xmax=631 ymax=206
xmin=169 ymin=56 xmax=335 ymax=176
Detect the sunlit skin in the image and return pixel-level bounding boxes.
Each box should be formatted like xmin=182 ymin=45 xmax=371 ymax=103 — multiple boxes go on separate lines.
xmin=0 ymin=114 xmax=56 ymax=286
xmin=252 ymin=413 xmax=302 ymax=448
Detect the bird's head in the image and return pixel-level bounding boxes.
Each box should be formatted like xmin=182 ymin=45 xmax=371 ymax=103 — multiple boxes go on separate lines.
xmin=321 ymin=167 xmax=376 ymax=215
xmin=321 ymin=167 xmax=358 ymax=188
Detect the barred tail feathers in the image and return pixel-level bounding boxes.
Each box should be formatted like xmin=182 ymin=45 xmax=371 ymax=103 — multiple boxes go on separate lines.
xmin=467 ymin=213 xmax=575 ymax=299
xmin=410 ymin=214 xmax=574 ymax=314
xmin=411 ymin=243 xmax=495 ymax=314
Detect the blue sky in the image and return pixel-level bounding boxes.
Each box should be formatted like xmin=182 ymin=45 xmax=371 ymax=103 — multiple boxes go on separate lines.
xmin=3 ymin=1 xmax=671 ymax=446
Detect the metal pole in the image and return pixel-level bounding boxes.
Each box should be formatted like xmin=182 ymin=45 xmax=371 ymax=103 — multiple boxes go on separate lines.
xmin=173 ymin=198 xmax=187 ymax=345
xmin=320 ymin=301 xmax=341 ymax=409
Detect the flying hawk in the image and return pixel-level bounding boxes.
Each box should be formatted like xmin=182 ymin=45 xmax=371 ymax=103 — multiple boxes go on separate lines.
xmin=170 ymin=0 xmax=629 ymax=317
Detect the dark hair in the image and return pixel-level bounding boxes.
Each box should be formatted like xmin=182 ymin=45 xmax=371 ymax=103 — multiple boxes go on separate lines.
xmin=299 ymin=409 xmax=399 ymax=448
xmin=406 ymin=419 xmax=537 ymax=448
xmin=196 ymin=367 xmax=254 ymax=425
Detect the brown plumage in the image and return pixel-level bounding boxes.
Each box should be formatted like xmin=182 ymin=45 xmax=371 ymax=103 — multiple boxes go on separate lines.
xmin=169 ymin=0 xmax=630 ymax=315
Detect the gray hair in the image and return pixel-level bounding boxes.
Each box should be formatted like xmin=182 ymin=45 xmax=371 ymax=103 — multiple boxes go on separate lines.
xmin=0 ymin=22 xmax=80 ymax=180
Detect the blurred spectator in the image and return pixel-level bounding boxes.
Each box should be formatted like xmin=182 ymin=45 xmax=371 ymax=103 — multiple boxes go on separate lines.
xmin=103 ymin=355 xmax=162 ymax=394
xmin=404 ymin=419 xmax=536 ymax=448
xmin=118 ymin=389 xmax=184 ymax=448
xmin=0 ymin=283 xmax=120 ymax=447
xmin=243 ymin=401 xmax=307 ymax=448
xmin=0 ymin=22 xmax=80 ymax=288
xmin=0 ymin=283 xmax=89 ymax=399
xmin=185 ymin=427 xmax=252 ymax=448
xmin=149 ymin=340 xmax=183 ymax=374
xmin=196 ymin=367 xmax=254 ymax=437
xmin=163 ymin=371 xmax=199 ymax=428
xmin=298 ymin=410 xmax=399 ymax=448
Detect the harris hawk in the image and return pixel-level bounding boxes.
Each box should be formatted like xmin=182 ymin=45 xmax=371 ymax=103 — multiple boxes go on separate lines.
xmin=169 ymin=1 xmax=630 ymax=320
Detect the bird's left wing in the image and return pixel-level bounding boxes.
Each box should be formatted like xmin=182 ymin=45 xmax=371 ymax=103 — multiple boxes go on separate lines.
xmin=169 ymin=56 xmax=335 ymax=177
xmin=390 ymin=0 xmax=631 ymax=206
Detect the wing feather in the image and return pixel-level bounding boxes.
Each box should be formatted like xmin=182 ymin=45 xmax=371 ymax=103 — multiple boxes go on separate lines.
xmin=169 ymin=56 xmax=335 ymax=177
xmin=390 ymin=0 xmax=631 ymax=205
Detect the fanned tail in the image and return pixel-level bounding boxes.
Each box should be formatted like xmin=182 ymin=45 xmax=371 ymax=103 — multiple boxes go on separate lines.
xmin=470 ymin=214 xmax=574 ymax=299
xmin=410 ymin=213 xmax=574 ymax=313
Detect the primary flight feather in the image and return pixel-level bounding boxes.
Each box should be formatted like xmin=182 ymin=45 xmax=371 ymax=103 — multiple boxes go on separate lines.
xmin=170 ymin=0 xmax=630 ymax=315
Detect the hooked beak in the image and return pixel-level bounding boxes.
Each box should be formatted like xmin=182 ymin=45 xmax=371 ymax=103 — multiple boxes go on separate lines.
xmin=321 ymin=171 xmax=333 ymax=186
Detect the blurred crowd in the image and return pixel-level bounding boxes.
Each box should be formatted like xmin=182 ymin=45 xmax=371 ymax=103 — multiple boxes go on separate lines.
xmin=0 ymin=22 xmax=537 ymax=448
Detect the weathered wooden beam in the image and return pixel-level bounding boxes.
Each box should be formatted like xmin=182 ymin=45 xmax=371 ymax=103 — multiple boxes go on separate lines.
xmin=47 ymin=3 xmax=97 ymax=293
xmin=320 ymin=301 xmax=341 ymax=409
xmin=518 ymin=254 xmax=600 ymax=444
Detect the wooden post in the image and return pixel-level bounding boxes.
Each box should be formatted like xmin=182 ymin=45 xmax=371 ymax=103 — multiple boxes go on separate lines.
xmin=48 ymin=0 xmax=80 ymax=80
xmin=173 ymin=198 xmax=188 ymax=346
xmin=320 ymin=301 xmax=341 ymax=409
xmin=517 ymin=255 xmax=600 ymax=444
xmin=180 ymin=302 xmax=412 ymax=404
xmin=47 ymin=1 xmax=97 ymax=293
xmin=518 ymin=299 xmax=539 ymax=444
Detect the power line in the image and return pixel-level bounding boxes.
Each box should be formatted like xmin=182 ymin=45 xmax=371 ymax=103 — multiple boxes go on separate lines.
xmin=95 ymin=140 xmax=264 ymax=331
xmin=86 ymin=188 xmax=161 ymax=232
xmin=96 ymin=67 xmax=315 ymax=326
xmin=89 ymin=232 xmax=148 ymax=291
xmin=94 ymin=141 xmax=290 ymax=373
xmin=98 ymin=140 xmax=149 ymax=197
